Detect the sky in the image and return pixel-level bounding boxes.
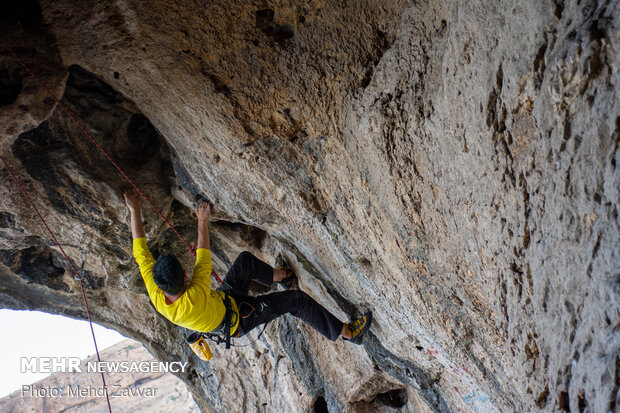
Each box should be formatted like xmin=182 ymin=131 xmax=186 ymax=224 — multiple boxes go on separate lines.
xmin=0 ymin=309 xmax=125 ymax=398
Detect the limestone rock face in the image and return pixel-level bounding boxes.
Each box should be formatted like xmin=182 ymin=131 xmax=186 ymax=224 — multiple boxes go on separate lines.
xmin=1 ymin=1 xmax=618 ymax=412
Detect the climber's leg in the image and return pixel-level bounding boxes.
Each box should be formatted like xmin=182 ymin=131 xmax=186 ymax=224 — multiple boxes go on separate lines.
xmin=236 ymin=290 xmax=344 ymax=341
xmin=222 ymin=251 xmax=274 ymax=295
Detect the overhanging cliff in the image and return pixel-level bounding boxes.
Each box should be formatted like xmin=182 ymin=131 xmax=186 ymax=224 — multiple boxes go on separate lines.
xmin=0 ymin=1 xmax=618 ymax=412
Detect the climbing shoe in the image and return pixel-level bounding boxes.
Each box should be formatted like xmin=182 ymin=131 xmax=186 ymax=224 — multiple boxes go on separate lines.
xmin=278 ymin=267 xmax=297 ymax=290
xmin=344 ymin=311 xmax=373 ymax=344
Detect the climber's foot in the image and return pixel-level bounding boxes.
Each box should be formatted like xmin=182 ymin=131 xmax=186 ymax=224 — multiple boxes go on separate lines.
xmin=278 ymin=267 xmax=297 ymax=290
xmin=343 ymin=311 xmax=372 ymax=344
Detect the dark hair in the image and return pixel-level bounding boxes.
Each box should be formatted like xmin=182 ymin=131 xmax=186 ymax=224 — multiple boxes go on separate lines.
xmin=153 ymin=254 xmax=185 ymax=295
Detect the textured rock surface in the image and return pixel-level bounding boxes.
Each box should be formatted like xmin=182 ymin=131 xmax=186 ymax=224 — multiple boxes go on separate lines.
xmin=0 ymin=0 xmax=618 ymax=412
xmin=0 ymin=339 xmax=199 ymax=412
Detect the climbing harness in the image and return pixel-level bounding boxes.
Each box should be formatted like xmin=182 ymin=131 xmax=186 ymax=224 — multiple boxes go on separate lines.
xmin=193 ymin=321 xmax=269 ymax=355
xmin=239 ymin=301 xmax=256 ymax=319
xmin=205 ymin=292 xmax=237 ymax=350
xmin=191 ymin=298 xmax=271 ymax=358
xmin=187 ymin=324 xmax=269 ymax=362
xmin=223 ymin=293 xmax=233 ymax=349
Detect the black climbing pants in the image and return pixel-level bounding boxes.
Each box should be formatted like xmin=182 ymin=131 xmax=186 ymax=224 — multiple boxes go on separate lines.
xmin=223 ymin=251 xmax=344 ymax=341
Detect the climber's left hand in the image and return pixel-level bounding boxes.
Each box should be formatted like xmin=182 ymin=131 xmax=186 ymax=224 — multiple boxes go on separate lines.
xmin=124 ymin=190 xmax=142 ymax=212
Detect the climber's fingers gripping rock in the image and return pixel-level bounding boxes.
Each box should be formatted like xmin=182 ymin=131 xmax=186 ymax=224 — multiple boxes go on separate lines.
xmin=196 ymin=200 xmax=212 ymax=222
xmin=123 ymin=190 xmax=142 ymax=211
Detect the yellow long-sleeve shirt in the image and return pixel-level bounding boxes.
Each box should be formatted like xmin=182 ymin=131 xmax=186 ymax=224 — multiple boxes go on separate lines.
xmin=132 ymin=237 xmax=238 ymax=334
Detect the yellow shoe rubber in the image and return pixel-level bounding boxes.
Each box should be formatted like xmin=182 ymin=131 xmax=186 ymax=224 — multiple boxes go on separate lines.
xmin=346 ymin=311 xmax=372 ymax=344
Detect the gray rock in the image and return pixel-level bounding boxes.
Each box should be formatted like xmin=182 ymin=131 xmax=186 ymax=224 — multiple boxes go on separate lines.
xmin=0 ymin=0 xmax=617 ymax=411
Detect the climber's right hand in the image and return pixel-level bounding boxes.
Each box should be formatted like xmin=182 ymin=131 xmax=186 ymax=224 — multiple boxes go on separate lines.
xmin=196 ymin=201 xmax=212 ymax=222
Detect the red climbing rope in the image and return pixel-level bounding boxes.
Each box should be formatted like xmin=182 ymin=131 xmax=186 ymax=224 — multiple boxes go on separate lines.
xmin=3 ymin=45 xmax=224 ymax=284
xmin=0 ymin=154 xmax=113 ymax=413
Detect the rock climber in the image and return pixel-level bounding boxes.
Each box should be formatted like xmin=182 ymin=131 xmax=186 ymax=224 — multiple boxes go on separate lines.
xmin=124 ymin=190 xmax=372 ymax=351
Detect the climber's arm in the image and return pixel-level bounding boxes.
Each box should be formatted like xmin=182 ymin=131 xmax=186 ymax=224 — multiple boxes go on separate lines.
xmin=192 ymin=201 xmax=213 ymax=284
xmin=129 ymin=209 xmax=146 ymax=239
xmin=124 ymin=190 xmax=157 ymax=297
xmin=124 ymin=191 xmax=146 ymax=240
xmin=196 ymin=201 xmax=211 ymax=250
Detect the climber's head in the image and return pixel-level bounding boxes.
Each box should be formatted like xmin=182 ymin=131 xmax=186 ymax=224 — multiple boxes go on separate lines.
xmin=153 ymin=254 xmax=186 ymax=295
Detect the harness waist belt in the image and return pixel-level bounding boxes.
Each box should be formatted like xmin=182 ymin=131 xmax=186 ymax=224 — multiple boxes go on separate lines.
xmin=209 ymin=295 xmax=237 ymax=341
